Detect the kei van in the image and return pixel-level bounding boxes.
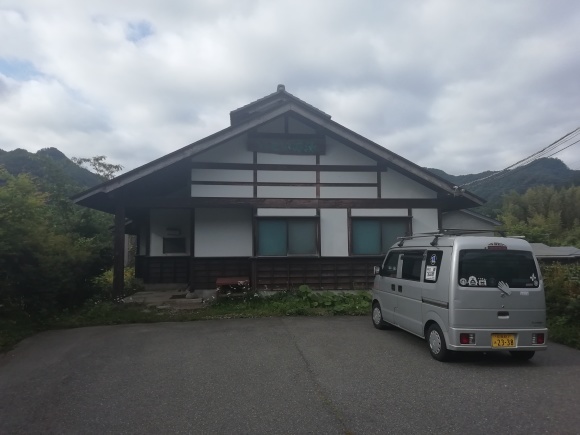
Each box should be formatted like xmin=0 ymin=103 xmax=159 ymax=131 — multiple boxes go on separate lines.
xmin=371 ymin=232 xmax=548 ymax=361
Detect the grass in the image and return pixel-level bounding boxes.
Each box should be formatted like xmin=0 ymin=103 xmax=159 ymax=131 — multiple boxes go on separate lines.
xmin=0 ymin=287 xmax=372 ymax=353
xmin=3 ymin=267 xmax=580 ymax=353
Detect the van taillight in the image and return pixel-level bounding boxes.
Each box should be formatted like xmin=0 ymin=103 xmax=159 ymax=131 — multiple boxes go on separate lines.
xmin=533 ymin=333 xmax=545 ymax=345
xmin=460 ymin=333 xmax=475 ymax=345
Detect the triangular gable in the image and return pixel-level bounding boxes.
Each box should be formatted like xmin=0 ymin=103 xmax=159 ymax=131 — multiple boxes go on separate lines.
xmin=73 ymin=86 xmax=485 ymax=210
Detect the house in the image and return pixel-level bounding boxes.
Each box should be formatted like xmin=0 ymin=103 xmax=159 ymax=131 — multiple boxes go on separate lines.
xmin=441 ymin=209 xmax=501 ymax=235
xmin=73 ymin=85 xmax=484 ymax=296
xmin=530 ymin=243 xmax=580 ymax=263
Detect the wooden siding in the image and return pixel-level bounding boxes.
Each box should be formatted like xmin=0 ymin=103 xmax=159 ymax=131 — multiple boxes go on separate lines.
xmin=136 ymin=256 xmax=381 ymax=290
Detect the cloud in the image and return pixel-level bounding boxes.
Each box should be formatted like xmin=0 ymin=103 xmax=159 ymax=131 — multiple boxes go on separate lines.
xmin=0 ymin=0 xmax=578 ymax=174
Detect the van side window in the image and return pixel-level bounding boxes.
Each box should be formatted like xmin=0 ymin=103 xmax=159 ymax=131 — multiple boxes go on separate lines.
xmin=424 ymin=251 xmax=443 ymax=283
xmin=401 ymin=251 xmax=424 ymax=281
xmin=381 ymin=252 xmax=400 ymax=277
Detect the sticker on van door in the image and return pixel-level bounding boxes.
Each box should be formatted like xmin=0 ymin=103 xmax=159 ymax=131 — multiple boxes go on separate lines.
xmin=425 ymin=266 xmax=437 ymax=281
xmin=424 ymin=251 xmax=443 ymax=282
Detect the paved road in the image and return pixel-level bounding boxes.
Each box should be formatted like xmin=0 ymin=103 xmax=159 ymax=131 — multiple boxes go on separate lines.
xmin=1 ymin=317 xmax=579 ymax=434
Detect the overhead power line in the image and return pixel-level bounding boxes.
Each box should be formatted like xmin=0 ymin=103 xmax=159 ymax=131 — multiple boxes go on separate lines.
xmin=460 ymin=127 xmax=580 ymax=189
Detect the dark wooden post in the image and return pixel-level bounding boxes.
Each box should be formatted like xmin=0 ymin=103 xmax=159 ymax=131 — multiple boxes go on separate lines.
xmin=188 ymin=209 xmax=195 ymax=292
xmin=113 ymin=203 xmax=125 ymax=300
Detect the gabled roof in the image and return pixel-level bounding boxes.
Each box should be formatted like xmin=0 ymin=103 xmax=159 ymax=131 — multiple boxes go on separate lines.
xmin=73 ymin=85 xmax=485 ymax=211
xmin=443 ymin=209 xmax=502 ymax=226
xmin=531 ymin=243 xmax=580 ymax=260
xmin=230 ymin=84 xmax=331 ymax=126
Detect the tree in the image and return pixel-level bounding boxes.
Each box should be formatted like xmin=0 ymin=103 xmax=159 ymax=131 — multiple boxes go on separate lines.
xmin=71 ymin=155 xmax=123 ymax=180
xmin=498 ymin=185 xmax=580 ymax=246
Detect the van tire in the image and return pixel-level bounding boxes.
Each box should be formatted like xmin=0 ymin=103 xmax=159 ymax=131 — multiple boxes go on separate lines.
xmin=427 ymin=324 xmax=450 ymax=362
xmin=509 ymin=351 xmax=535 ymax=361
xmin=372 ymin=302 xmax=391 ymax=330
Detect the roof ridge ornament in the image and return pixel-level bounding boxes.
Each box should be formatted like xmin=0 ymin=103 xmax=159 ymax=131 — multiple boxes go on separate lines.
xmin=277 ymin=84 xmax=285 ymax=92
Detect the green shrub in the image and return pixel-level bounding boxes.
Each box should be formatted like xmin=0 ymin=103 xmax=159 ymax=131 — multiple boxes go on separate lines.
xmin=92 ymin=267 xmax=144 ymax=302
xmin=542 ymin=263 xmax=580 ymax=348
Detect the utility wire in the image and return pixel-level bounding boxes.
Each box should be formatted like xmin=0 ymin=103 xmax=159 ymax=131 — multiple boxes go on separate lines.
xmin=460 ymin=127 xmax=580 ymax=188
xmin=481 ymin=137 xmax=580 ymax=185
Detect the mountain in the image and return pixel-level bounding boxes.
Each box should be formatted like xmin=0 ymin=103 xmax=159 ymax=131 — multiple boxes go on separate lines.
xmin=427 ymin=158 xmax=580 ymax=216
xmin=0 ymin=147 xmax=103 ymax=191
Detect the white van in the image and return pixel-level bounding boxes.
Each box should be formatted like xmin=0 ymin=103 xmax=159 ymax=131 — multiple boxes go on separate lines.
xmin=371 ymin=232 xmax=548 ymax=361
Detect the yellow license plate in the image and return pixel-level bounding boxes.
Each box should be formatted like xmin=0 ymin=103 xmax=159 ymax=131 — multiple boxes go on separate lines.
xmin=491 ymin=334 xmax=516 ymax=348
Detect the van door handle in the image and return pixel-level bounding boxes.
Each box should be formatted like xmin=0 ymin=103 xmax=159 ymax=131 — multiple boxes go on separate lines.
xmin=391 ymin=284 xmax=395 ymax=291
xmin=398 ymin=285 xmax=402 ymax=292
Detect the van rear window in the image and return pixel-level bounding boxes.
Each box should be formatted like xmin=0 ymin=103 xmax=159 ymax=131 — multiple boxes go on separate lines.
xmin=458 ymin=250 xmax=539 ymax=288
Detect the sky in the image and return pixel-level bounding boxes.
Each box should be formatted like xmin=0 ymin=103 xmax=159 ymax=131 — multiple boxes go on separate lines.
xmin=0 ymin=0 xmax=579 ymax=176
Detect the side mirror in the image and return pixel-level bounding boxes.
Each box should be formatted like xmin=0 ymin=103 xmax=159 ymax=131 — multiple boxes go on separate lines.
xmin=373 ymin=266 xmax=381 ymax=275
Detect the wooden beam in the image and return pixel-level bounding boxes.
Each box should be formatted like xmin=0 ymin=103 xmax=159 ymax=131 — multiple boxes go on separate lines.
xmin=124 ymin=196 xmax=442 ymax=209
xmin=113 ymin=204 xmax=125 ymax=300
xmin=191 ymin=162 xmax=386 ymax=172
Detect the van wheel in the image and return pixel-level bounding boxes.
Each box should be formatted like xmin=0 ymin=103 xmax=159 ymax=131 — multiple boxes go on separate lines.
xmin=372 ymin=302 xmax=390 ymax=330
xmin=509 ymin=351 xmax=535 ymax=361
xmin=427 ymin=324 xmax=450 ymax=362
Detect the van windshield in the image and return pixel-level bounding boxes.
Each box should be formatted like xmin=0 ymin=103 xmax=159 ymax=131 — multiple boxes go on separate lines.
xmin=458 ymin=250 xmax=539 ymax=288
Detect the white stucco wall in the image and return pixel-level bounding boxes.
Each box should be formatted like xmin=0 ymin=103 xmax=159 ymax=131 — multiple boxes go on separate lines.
xmin=320 ymin=137 xmax=377 ymax=165
xmin=442 ymin=211 xmax=497 ymax=232
xmin=256 ymin=117 xmax=285 ymax=133
xmin=192 ymin=135 xmax=252 ymax=163
xmin=149 ymin=209 xmax=191 ymax=256
xmin=257 ymin=186 xmax=316 ymax=198
xmin=320 ymin=186 xmax=377 ymax=199
xmin=257 ymin=208 xmax=317 ymax=216
xmin=257 ymin=170 xmax=315 ymax=183
xmin=320 ymin=171 xmax=377 ymax=183
xmin=351 ymin=209 xmax=408 ymax=217
xmin=288 ymin=117 xmax=316 ymax=134
xmin=411 ymin=209 xmax=439 ymax=234
xmin=381 ymin=170 xmax=437 ymax=199
xmin=194 ymin=208 xmax=253 ymax=257
xmin=191 ymin=169 xmax=253 ymax=182
xmin=191 ymin=184 xmax=254 ymax=198
xmin=320 ymin=209 xmax=349 ymax=256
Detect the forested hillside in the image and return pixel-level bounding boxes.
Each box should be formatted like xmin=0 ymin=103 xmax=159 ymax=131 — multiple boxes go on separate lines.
xmin=427 ymin=158 xmax=580 ymax=216
xmin=0 ymin=147 xmax=103 ymax=191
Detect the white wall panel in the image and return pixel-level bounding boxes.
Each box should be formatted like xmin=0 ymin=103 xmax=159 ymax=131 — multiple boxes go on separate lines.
xmin=191 ymin=185 xmax=253 ymax=198
xmin=320 ymin=137 xmax=377 ymax=165
xmin=320 ymin=186 xmax=377 ymax=199
xmin=256 ymin=117 xmax=285 ymax=133
xmin=149 ymin=209 xmax=190 ymax=256
xmin=192 ymin=135 xmax=252 ymax=163
xmin=257 ymin=170 xmax=315 ymax=183
xmin=442 ymin=211 xmax=497 ymax=232
xmin=195 ymin=208 xmax=253 ymax=257
xmin=320 ymin=209 xmax=348 ymax=256
xmin=381 ymin=170 xmax=437 ymax=199
xmin=412 ymin=209 xmax=439 ymax=234
xmin=191 ymin=169 xmax=253 ymax=182
xmin=257 ymin=208 xmax=317 ymax=216
xmin=351 ymin=209 xmax=408 ymax=217
xmin=320 ymin=171 xmax=377 ymax=184
xmin=288 ymin=117 xmax=316 ymax=134
xmin=257 ymin=186 xmax=316 ymax=198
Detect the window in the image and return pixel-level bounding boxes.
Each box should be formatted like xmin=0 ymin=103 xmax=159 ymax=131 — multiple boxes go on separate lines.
xmin=380 ymin=251 xmax=400 ymax=277
xmin=351 ymin=218 xmax=409 ymax=255
xmin=401 ymin=251 xmax=423 ymax=281
xmin=257 ymin=218 xmax=318 ymax=256
xmin=163 ymin=237 xmax=186 ymax=254
xmin=458 ymin=250 xmax=539 ymax=288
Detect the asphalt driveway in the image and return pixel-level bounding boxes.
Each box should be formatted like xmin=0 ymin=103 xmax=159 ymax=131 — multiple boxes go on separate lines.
xmin=1 ymin=317 xmax=579 ymax=434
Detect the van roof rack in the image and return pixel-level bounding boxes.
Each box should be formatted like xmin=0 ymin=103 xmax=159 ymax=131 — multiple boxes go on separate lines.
xmin=396 ymin=228 xmax=508 ymax=247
